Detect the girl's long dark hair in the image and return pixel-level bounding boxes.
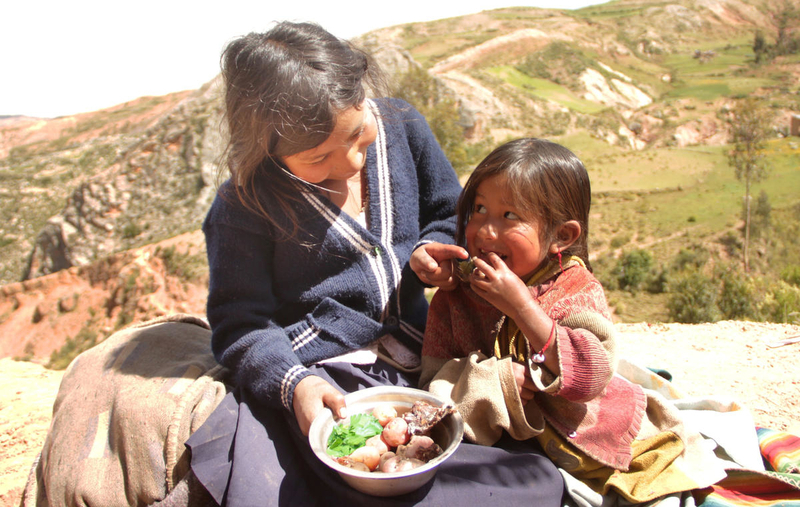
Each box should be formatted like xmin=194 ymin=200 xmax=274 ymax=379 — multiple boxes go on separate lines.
xmin=455 ymin=138 xmax=593 ymax=271
xmin=219 ymin=21 xmax=384 ymax=238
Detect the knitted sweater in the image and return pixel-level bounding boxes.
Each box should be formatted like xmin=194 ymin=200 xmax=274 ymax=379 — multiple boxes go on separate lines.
xmin=204 ymin=98 xmax=462 ymax=412
xmin=421 ymin=264 xmax=647 ymax=470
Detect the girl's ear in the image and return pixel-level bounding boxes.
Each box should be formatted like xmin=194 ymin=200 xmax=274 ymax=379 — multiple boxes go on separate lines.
xmin=549 ymin=220 xmax=581 ymax=254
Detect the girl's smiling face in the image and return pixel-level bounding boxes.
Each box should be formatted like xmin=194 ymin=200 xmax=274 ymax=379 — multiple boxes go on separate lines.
xmin=464 ymin=174 xmax=551 ymax=280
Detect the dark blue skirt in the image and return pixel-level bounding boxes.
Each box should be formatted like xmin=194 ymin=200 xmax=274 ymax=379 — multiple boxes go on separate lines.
xmin=186 ymin=361 xmax=564 ymax=506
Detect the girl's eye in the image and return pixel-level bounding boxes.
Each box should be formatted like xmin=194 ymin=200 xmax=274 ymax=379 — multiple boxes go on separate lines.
xmin=474 ymin=204 xmax=487 ymax=214
xmin=504 ymin=211 xmax=520 ymax=220
xmin=349 ymin=123 xmax=366 ymax=142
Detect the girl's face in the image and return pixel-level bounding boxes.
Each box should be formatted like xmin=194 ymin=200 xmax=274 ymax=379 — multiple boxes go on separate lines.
xmin=464 ymin=174 xmax=552 ymax=280
xmin=282 ymin=103 xmax=377 ymax=184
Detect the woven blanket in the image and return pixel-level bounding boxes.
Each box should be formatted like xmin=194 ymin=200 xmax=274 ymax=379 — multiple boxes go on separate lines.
xmin=693 ymin=427 xmax=800 ymax=507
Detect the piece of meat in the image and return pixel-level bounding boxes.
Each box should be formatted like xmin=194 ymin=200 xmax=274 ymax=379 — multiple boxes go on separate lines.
xmin=396 ymin=435 xmax=443 ymax=462
xmin=402 ymin=400 xmax=456 ymax=435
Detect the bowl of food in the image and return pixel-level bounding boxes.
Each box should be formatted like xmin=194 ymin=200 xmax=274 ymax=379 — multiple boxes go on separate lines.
xmin=308 ymin=386 xmax=463 ymax=497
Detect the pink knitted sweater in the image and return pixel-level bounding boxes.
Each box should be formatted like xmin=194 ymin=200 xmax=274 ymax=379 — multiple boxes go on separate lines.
xmin=421 ymin=264 xmax=647 ymax=470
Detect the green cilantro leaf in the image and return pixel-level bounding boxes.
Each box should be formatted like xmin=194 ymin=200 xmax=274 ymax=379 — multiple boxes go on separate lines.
xmin=326 ymin=412 xmax=383 ymax=457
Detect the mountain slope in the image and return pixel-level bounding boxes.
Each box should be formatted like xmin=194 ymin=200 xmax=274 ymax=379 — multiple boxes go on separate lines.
xmin=0 ymin=0 xmax=797 ymax=337
xmin=0 ymin=80 xmax=223 ymax=285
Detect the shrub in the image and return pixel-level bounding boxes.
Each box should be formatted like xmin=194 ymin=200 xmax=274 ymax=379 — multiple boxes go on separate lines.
xmin=717 ymin=232 xmax=742 ymax=258
xmin=743 ymin=190 xmax=772 ymax=239
xmin=156 ymin=246 xmax=208 ymax=283
xmin=717 ymin=267 xmax=757 ymax=320
xmin=610 ymin=234 xmax=631 ymax=249
xmin=122 ymin=222 xmax=143 ymax=239
xmin=614 ymin=249 xmax=654 ymax=293
xmin=672 ymin=246 xmax=708 ymax=272
xmin=48 ymin=327 xmax=99 ymax=370
xmin=781 ymin=265 xmax=800 ymax=287
xmin=762 ymin=281 xmax=800 ymax=323
xmin=667 ymin=270 xmax=720 ymax=323
xmin=592 ymin=252 xmax=619 ymax=290
xmin=646 ymin=268 xmax=670 ymax=294
xmin=393 ymin=66 xmax=469 ymax=174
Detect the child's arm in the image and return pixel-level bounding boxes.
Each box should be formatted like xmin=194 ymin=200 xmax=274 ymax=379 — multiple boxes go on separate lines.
xmin=469 ymin=253 xmax=561 ymax=376
xmin=469 ymin=253 xmax=616 ymax=402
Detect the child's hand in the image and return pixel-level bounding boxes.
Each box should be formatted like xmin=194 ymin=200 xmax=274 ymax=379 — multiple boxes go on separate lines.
xmin=410 ymin=243 xmax=469 ymax=291
xmin=469 ymin=253 xmax=536 ymax=321
xmin=511 ymin=361 xmax=536 ymax=404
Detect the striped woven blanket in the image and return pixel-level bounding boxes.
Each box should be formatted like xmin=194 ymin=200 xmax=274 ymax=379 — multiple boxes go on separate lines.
xmin=694 ymin=427 xmax=800 ymax=507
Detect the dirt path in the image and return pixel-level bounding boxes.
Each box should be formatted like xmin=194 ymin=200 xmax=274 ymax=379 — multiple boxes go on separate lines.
xmin=2 ymin=321 xmax=799 ymax=506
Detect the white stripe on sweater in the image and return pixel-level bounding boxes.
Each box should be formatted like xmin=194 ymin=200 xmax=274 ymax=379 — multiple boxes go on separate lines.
xmin=303 ymin=190 xmax=390 ymax=309
xmin=368 ymin=101 xmax=404 ymax=322
xmin=280 ymin=364 xmax=308 ymax=409
xmin=400 ymin=320 xmax=425 ymax=343
xmin=291 ymin=325 xmax=320 ymax=351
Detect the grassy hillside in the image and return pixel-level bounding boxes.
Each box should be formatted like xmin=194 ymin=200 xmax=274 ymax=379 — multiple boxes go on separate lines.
xmin=366 ymin=0 xmax=800 ymax=323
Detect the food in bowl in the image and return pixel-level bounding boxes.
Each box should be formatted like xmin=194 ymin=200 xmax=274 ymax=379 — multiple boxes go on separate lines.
xmin=308 ymin=386 xmax=464 ymax=497
xmin=327 ymin=401 xmax=455 ymax=473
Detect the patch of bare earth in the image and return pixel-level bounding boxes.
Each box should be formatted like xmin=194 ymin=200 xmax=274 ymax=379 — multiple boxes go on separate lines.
xmin=615 ymin=321 xmax=800 ymax=436
xmin=0 ymin=359 xmax=64 ymax=507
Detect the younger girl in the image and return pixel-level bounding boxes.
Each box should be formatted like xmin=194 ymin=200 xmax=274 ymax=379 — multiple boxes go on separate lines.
xmin=421 ymin=138 xmax=724 ymax=502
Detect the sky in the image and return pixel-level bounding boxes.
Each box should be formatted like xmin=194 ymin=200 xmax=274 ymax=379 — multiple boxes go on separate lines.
xmin=2 ymin=0 xmax=607 ymax=119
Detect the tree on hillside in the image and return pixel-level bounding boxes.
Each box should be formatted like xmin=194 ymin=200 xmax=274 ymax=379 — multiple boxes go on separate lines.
xmin=755 ymin=0 xmax=799 ymax=61
xmin=772 ymin=0 xmax=799 ymax=55
xmin=727 ymin=98 xmax=774 ymax=272
xmin=753 ymin=30 xmax=768 ymax=63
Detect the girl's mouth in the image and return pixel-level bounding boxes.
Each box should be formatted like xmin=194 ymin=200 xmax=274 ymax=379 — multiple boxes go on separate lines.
xmin=477 ymin=249 xmax=507 ymax=262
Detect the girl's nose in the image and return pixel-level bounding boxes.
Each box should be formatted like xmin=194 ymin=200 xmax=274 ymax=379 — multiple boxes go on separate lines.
xmin=477 ymin=221 xmax=498 ymax=241
xmin=346 ymin=145 xmax=366 ymax=171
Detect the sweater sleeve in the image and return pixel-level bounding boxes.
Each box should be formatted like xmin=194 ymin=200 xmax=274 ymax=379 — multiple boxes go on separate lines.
xmin=538 ymin=269 xmax=617 ymax=402
xmin=204 ymin=214 xmax=312 ymax=413
xmin=393 ymin=99 xmax=462 ymax=248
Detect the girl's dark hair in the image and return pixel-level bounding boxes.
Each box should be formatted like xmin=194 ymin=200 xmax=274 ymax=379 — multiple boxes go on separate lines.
xmin=455 ymin=138 xmax=593 ymax=271
xmin=219 ymin=21 xmax=384 ymax=236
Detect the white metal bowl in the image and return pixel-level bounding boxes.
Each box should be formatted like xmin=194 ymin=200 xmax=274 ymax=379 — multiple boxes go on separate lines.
xmin=308 ymin=386 xmax=463 ymax=497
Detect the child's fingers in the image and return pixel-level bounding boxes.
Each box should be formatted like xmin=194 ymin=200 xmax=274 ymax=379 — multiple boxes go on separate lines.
xmin=471 ymin=257 xmax=498 ymax=281
xmin=485 ymin=252 xmax=509 ymax=269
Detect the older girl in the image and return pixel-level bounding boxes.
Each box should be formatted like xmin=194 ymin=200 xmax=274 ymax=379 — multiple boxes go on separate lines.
xmin=184 ymin=24 xmax=564 ymax=506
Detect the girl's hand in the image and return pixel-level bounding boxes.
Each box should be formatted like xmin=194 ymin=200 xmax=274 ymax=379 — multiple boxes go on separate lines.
xmin=511 ymin=361 xmax=537 ymax=404
xmin=411 ymin=243 xmax=469 ymax=291
xmin=292 ymin=375 xmax=347 ymax=436
xmin=469 ymin=253 xmax=536 ymax=320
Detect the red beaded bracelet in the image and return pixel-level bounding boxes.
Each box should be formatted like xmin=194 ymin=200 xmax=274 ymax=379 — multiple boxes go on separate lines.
xmin=532 ymin=320 xmax=557 ymax=364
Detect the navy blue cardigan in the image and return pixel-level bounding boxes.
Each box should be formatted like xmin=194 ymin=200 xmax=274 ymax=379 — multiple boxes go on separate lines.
xmin=203 ymin=99 xmax=462 ymax=411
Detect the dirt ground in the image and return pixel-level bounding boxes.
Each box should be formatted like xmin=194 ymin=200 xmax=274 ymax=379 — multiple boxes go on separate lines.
xmin=1 ymin=320 xmax=799 ymax=506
